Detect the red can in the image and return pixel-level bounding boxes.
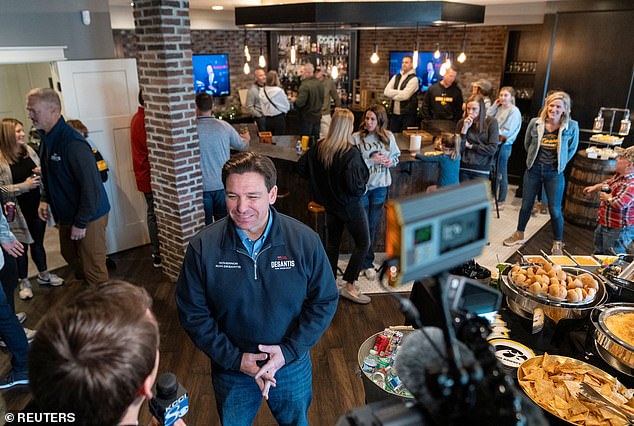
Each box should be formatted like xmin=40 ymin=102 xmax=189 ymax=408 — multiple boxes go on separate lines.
xmin=4 ymin=202 xmax=15 ymax=222
xmin=373 ymin=334 xmax=389 ymax=357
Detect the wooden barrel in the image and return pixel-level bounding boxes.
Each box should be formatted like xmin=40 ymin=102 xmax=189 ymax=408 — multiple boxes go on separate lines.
xmin=564 ymin=150 xmax=616 ymax=228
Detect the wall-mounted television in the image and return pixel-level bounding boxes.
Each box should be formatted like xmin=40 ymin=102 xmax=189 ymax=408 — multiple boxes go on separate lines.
xmin=193 ymin=54 xmax=230 ymax=97
xmin=389 ymin=51 xmax=445 ymax=93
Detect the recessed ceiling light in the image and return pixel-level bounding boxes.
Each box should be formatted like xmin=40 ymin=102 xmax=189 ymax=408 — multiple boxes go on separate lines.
xmin=211 ymin=5 xmax=224 ymax=11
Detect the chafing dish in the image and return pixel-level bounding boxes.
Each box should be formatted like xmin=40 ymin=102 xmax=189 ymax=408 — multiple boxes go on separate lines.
xmin=501 ymin=267 xmax=608 ymax=323
xmin=600 ymin=255 xmax=634 ymax=302
xmin=591 ymin=303 xmax=634 ymax=377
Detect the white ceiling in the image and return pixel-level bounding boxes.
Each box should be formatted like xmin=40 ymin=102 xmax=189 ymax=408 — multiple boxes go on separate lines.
xmin=109 ymin=0 xmax=564 ymax=29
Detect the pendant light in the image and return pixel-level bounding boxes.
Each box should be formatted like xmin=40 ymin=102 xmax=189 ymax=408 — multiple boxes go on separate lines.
xmin=258 ymin=30 xmax=267 ymax=68
xmin=331 ymin=25 xmax=339 ymax=79
xmin=243 ymin=28 xmax=250 ymax=75
xmin=412 ymin=23 xmax=420 ymax=69
xmin=290 ymin=25 xmax=297 ymax=65
xmin=370 ymin=26 xmax=380 ymax=64
xmin=433 ymin=43 xmax=441 ymax=60
xmin=457 ymin=25 xmax=467 ymax=64
xmin=439 ymin=53 xmax=451 ymax=76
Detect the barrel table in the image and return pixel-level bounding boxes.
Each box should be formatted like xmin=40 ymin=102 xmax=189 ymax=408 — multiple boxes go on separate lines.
xmin=564 ymin=150 xmax=616 ymax=228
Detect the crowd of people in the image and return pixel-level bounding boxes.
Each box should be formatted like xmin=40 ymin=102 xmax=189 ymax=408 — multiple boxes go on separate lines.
xmin=2 ymin=58 xmax=634 ymax=426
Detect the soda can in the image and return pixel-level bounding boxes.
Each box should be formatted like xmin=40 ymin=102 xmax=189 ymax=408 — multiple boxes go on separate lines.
xmin=373 ymin=334 xmax=389 ymax=355
xmin=4 ymin=201 xmax=16 ymax=222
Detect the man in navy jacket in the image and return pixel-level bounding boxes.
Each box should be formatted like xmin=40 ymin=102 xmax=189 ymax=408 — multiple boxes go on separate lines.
xmin=176 ymin=152 xmax=337 ymax=425
xmin=27 ymin=88 xmax=110 ymax=286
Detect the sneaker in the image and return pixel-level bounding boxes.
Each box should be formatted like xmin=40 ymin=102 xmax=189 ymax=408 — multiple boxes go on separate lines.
xmin=503 ymin=231 xmax=526 ymax=246
xmin=18 ymin=278 xmax=33 ymax=300
xmin=0 ymin=370 xmax=29 ymax=390
xmin=0 ymin=328 xmax=36 ymax=348
xmin=363 ymin=267 xmax=377 ymax=280
xmin=497 ymin=202 xmax=505 ymax=212
xmin=15 ymin=312 xmax=26 ymax=324
xmin=37 ymin=272 xmax=64 ymax=286
xmin=152 ymin=253 xmax=162 ymax=268
xmin=339 ymin=286 xmax=371 ymax=305
xmin=539 ymin=203 xmax=548 ymax=215
xmin=552 ymin=241 xmax=565 ymax=255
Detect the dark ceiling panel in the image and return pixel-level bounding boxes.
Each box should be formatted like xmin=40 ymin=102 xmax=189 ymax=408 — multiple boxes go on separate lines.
xmin=235 ymin=1 xmax=485 ymax=28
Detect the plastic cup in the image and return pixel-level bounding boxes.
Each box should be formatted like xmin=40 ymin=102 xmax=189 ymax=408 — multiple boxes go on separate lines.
xmin=409 ymin=134 xmax=422 ymax=151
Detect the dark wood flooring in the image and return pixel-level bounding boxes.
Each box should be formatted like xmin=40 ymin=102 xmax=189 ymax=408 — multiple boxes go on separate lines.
xmin=1 ymin=218 xmax=595 ymax=425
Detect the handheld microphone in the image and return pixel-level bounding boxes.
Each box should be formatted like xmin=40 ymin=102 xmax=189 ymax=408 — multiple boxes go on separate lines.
xmin=148 ymin=373 xmax=189 ymax=426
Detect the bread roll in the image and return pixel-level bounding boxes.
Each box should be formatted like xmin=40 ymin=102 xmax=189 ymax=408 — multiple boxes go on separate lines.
xmin=548 ymin=284 xmax=567 ymax=300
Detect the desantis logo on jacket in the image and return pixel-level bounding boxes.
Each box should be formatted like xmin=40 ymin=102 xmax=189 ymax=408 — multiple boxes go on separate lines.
xmin=270 ymin=255 xmax=295 ymax=270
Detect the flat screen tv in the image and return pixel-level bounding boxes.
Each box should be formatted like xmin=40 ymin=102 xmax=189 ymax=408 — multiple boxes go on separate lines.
xmin=193 ymin=54 xmax=230 ymax=97
xmin=389 ymin=51 xmax=445 ymax=93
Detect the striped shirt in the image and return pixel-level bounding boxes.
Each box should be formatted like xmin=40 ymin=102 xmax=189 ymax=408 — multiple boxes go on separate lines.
xmin=598 ymin=172 xmax=634 ymax=228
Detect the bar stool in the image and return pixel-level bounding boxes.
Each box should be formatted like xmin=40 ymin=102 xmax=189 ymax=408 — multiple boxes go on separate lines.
xmin=307 ymin=201 xmax=343 ymax=276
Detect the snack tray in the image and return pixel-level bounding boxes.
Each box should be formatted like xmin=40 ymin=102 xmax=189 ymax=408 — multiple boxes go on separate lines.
xmin=590 ymin=134 xmax=624 ymax=145
xmin=517 ymin=354 xmax=626 ymax=425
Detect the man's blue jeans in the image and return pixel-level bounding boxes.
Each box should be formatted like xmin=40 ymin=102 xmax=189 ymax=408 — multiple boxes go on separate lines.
xmin=203 ymin=190 xmax=228 ymax=225
xmin=212 ymin=352 xmax=312 ymax=426
xmin=518 ymin=164 xmax=565 ymax=240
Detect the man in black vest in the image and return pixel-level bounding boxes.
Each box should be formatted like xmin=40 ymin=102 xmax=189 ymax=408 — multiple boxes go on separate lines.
xmin=383 ymin=55 xmax=420 ymax=132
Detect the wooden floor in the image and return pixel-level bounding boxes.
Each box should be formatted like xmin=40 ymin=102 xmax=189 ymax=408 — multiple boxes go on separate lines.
xmin=1 ymin=218 xmax=595 ymax=425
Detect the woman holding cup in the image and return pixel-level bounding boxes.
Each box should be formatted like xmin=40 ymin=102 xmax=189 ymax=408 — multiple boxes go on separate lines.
xmin=457 ymin=94 xmax=499 ymax=182
xmin=352 ymin=105 xmax=400 ymax=280
xmin=0 ymin=118 xmax=63 ymax=300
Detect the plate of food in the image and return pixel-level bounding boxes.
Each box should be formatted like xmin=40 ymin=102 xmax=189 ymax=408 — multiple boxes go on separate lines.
xmin=518 ymin=353 xmax=634 ymax=425
xmin=590 ymin=134 xmax=624 ymax=145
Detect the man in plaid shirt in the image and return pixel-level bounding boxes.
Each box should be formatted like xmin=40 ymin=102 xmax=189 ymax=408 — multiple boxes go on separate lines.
xmin=584 ymin=146 xmax=634 ymax=254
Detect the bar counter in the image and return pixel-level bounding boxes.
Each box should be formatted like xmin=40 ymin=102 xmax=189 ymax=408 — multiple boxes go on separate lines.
xmin=245 ymin=133 xmax=440 ymax=251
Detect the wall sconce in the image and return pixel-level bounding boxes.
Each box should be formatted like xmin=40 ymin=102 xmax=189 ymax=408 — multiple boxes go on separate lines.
xmin=370 ymin=27 xmax=380 ymax=64
xmin=457 ymin=25 xmax=467 ymax=64
xmin=81 ymin=10 xmax=91 ymax=26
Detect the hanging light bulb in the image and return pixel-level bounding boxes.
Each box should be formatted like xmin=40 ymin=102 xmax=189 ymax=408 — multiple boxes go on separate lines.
xmin=457 ymin=25 xmax=467 ymax=64
xmin=439 ymin=54 xmax=451 ymax=76
xmin=244 ymin=45 xmax=251 ymax=62
xmin=434 ymin=43 xmax=441 ymax=59
xmin=370 ymin=26 xmax=380 ymax=64
xmin=412 ymin=44 xmax=419 ymax=69
xmin=331 ymin=64 xmax=339 ymax=79
xmin=243 ymin=62 xmax=250 ymax=75
xmin=412 ymin=24 xmax=419 ymax=69
xmin=258 ymin=48 xmax=266 ymax=68
xmin=370 ymin=45 xmax=380 ymax=64
xmin=290 ymin=36 xmax=296 ymax=64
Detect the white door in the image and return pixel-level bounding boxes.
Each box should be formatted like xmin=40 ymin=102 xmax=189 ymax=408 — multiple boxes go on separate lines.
xmin=51 ymin=59 xmax=149 ymax=254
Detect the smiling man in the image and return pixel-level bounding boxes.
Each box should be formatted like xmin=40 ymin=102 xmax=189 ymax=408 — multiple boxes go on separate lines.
xmin=176 ymin=151 xmax=338 ymax=425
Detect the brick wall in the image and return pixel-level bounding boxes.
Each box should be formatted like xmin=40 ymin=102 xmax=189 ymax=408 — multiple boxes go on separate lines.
xmin=114 ymin=29 xmax=267 ymax=110
xmin=133 ymin=0 xmax=203 ymax=280
xmin=359 ymin=26 xmax=508 ymax=102
xmin=115 ymin=25 xmax=507 ymax=107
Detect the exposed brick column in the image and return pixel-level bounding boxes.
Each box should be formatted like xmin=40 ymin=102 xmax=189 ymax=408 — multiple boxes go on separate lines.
xmin=134 ymin=0 xmax=204 ymax=280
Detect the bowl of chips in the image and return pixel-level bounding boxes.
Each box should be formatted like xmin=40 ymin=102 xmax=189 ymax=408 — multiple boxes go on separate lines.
xmin=592 ymin=303 xmax=634 ymax=377
xmin=501 ymin=266 xmax=608 ymax=323
xmin=518 ymin=353 xmax=634 ymax=425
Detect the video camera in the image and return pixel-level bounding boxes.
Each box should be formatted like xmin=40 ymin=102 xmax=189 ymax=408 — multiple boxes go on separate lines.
xmin=337 ymin=181 xmax=529 ymax=426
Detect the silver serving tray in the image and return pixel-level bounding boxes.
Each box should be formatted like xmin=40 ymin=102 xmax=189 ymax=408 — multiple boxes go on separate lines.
xmin=591 ymin=303 xmax=634 ymax=375
xmin=501 ymin=267 xmax=607 ymax=322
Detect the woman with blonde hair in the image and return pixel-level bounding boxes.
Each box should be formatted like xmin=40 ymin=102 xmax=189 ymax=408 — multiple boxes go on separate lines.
xmin=0 ymin=118 xmax=63 ymax=301
xmin=504 ymin=91 xmax=579 ymax=254
xmin=298 ymin=108 xmax=371 ymax=304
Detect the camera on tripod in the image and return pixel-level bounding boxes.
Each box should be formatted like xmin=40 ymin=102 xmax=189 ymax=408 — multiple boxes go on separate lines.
xmin=338 ymin=181 xmax=530 ymax=426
